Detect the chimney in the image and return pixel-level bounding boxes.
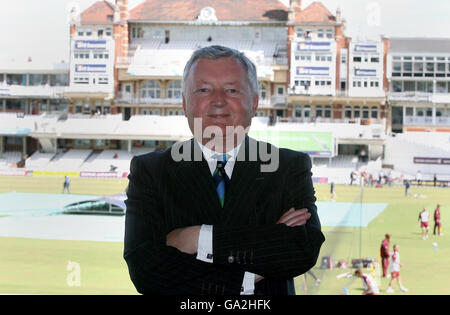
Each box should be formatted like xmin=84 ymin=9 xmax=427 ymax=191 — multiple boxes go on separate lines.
xmin=336 ymin=7 xmax=342 ymax=23
xmin=115 ymin=0 xmax=129 ymax=23
xmin=288 ymin=7 xmax=295 ymax=22
xmin=290 ymin=0 xmax=302 ymax=10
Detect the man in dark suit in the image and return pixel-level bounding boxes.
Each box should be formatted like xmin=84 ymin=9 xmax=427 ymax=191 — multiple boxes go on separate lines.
xmin=124 ymin=45 xmax=325 ymax=295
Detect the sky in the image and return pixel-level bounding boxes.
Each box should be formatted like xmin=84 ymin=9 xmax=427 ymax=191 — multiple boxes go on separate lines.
xmin=0 ymin=0 xmax=449 ymax=64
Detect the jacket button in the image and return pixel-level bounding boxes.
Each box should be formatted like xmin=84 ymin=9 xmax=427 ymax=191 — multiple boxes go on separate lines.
xmin=228 ymin=256 xmax=234 ymax=263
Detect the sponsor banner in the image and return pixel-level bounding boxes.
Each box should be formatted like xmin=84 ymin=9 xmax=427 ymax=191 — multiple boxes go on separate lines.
xmin=414 ymin=157 xmax=450 ymax=165
xmin=0 ymin=87 xmax=10 ymax=96
xmin=0 ymin=128 xmax=31 ymax=135
xmin=313 ymin=177 xmax=328 ymax=184
xmin=74 ymin=40 xmax=107 ymax=50
xmin=249 ymin=130 xmax=334 ymax=157
xmin=75 ymin=64 xmax=107 ymax=73
xmin=0 ymin=169 xmax=28 ymax=176
xmin=80 ymin=171 xmax=119 ymax=178
xmin=354 ymin=44 xmax=377 ymax=52
xmin=354 ymin=69 xmax=377 ymax=77
xmin=297 ymin=41 xmax=331 ymax=52
xmin=296 ymin=66 xmax=329 ymax=76
xmin=33 ymin=170 xmax=80 ymax=177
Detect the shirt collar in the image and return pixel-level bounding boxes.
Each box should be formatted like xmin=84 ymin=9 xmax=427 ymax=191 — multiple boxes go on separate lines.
xmin=196 ymin=140 xmax=242 ymax=162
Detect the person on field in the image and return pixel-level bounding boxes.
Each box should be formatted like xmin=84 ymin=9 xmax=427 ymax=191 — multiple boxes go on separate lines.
xmin=330 ymin=182 xmax=336 ymax=202
xmin=434 ymin=204 xmax=442 ymax=236
xmin=386 ymin=245 xmax=408 ymax=293
xmin=380 ymin=233 xmax=391 ymax=278
xmin=62 ymin=176 xmax=71 ymax=194
xmin=354 ymin=269 xmax=379 ymax=295
xmin=404 ymin=179 xmax=411 ymax=197
xmin=418 ymin=207 xmax=430 ymax=240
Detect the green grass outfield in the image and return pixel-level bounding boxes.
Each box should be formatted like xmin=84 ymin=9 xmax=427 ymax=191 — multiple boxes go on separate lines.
xmin=0 ymin=176 xmax=449 ymax=295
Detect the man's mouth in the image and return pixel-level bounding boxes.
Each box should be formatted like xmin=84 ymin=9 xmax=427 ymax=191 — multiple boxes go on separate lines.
xmin=207 ymin=114 xmax=230 ymax=119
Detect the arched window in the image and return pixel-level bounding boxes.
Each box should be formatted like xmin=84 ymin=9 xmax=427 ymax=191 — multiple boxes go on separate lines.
xmin=324 ymin=105 xmax=332 ymax=118
xmin=362 ymin=106 xmax=370 ymax=119
xmin=304 ymin=105 xmax=311 ymax=118
xmin=344 ymin=106 xmax=352 ymax=119
xmin=294 ymin=105 xmax=302 ymax=118
xmin=371 ymin=106 xmax=378 ymax=119
xmin=141 ymin=80 xmax=161 ymax=99
xmin=315 ymin=105 xmax=323 ymax=118
xmin=167 ymin=80 xmax=182 ymax=99
xmin=354 ymin=106 xmax=361 ymax=118
xmin=259 ymin=83 xmax=267 ymax=100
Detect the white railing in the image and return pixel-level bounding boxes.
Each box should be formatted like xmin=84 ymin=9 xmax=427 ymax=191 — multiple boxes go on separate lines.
xmin=404 ymin=116 xmax=450 ymax=126
xmin=258 ymin=95 xmax=287 ymax=107
xmin=0 ymin=84 xmax=68 ymax=98
xmin=115 ymin=93 xmax=182 ymax=105
xmin=388 ymin=92 xmax=433 ymax=102
xmin=64 ymin=84 xmax=114 ymax=94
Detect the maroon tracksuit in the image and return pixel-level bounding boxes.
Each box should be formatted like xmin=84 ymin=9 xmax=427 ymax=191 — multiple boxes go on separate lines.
xmin=380 ymin=239 xmax=390 ymax=277
xmin=434 ymin=207 xmax=441 ymax=235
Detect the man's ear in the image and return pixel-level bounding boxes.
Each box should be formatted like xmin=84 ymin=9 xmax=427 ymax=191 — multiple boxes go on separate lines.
xmin=182 ymin=93 xmax=187 ymax=116
xmin=252 ymin=94 xmax=259 ymax=117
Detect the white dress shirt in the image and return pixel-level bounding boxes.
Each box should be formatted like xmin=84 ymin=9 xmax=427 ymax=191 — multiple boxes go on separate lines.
xmin=195 ymin=140 xmax=256 ymax=295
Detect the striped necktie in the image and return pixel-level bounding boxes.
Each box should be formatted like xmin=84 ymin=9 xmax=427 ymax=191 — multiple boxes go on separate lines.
xmin=212 ymin=154 xmax=229 ymax=207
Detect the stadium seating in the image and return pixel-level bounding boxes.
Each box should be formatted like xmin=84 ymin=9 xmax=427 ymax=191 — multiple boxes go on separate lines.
xmin=45 ymin=149 xmax=93 ymax=172
xmin=25 ymin=151 xmax=56 ymax=170
xmin=0 ymin=151 xmax=23 ymax=169
xmin=55 ymin=114 xmax=122 ymax=135
xmin=80 ymin=150 xmax=133 ymax=173
xmin=114 ymin=115 xmax=191 ymax=141
xmin=384 ymin=133 xmax=450 ymax=180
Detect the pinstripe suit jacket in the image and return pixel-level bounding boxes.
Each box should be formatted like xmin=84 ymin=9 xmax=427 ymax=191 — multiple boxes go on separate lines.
xmin=124 ymin=136 xmax=325 ymax=295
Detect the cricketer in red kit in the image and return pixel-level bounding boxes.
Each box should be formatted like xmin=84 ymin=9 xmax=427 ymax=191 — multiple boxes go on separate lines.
xmin=380 ymin=233 xmax=390 ymax=277
xmin=434 ymin=204 xmax=442 ymax=236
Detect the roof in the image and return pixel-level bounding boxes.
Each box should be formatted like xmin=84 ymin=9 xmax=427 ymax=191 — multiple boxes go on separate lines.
xmin=389 ymin=37 xmax=450 ymax=54
xmin=80 ymin=0 xmax=115 ymax=24
xmin=129 ymin=0 xmax=288 ymax=22
xmin=291 ymin=1 xmax=337 ymax=25
xmin=0 ymin=59 xmax=69 ymax=73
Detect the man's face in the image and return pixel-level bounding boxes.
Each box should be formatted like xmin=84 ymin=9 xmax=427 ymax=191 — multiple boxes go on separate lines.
xmin=182 ymin=57 xmax=258 ymax=149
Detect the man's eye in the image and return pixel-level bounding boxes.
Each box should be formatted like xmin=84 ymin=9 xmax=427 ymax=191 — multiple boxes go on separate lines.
xmin=196 ymin=88 xmax=209 ymax=93
xmin=227 ymin=89 xmax=238 ymax=94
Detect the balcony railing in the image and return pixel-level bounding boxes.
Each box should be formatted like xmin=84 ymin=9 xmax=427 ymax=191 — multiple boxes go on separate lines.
xmin=388 ymin=92 xmax=433 ymax=102
xmin=0 ymin=83 xmax=67 ymax=98
xmin=115 ymin=92 xmax=182 ymax=105
xmin=64 ymin=84 xmax=114 ymax=94
xmin=282 ymin=117 xmax=386 ymax=125
xmin=404 ymin=116 xmax=450 ymax=126
xmin=258 ymin=95 xmax=287 ymax=107
xmin=288 ymin=87 xmax=335 ymax=97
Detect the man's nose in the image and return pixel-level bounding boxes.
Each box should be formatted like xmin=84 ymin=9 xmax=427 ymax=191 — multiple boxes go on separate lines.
xmin=211 ymin=90 xmax=227 ymax=106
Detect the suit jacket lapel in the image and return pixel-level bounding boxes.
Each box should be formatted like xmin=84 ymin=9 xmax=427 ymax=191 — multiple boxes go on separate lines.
xmin=166 ymin=139 xmax=222 ymax=223
xmin=222 ymin=136 xmax=267 ymax=225
xmin=165 ymin=137 xmax=270 ymax=225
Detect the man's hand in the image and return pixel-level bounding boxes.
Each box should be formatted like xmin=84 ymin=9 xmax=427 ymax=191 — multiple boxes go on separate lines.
xmin=166 ymin=226 xmax=201 ymax=255
xmin=277 ymin=208 xmax=311 ymax=227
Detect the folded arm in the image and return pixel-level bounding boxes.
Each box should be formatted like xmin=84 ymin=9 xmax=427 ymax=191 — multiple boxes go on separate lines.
xmin=124 ymin=157 xmax=246 ymax=295
xmin=167 ymin=153 xmax=325 ymax=280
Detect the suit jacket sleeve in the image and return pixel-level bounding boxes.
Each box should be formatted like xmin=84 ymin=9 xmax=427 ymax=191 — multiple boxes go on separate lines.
xmin=124 ymin=155 xmax=246 ymax=295
xmin=212 ymin=152 xmax=325 ymax=279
